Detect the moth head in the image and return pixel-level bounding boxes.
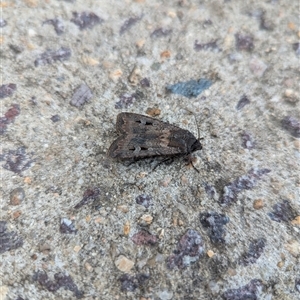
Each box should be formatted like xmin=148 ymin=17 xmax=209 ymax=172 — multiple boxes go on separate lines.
xmin=191 ymin=138 xmax=203 ymax=152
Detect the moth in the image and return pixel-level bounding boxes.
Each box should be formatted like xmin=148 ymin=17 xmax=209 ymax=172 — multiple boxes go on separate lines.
xmin=107 ymin=112 xmax=202 ymax=170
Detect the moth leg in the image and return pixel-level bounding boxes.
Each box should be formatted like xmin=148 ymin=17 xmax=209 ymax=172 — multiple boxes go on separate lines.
xmin=123 ymin=158 xmax=137 ymax=167
xmin=184 ymin=155 xmax=200 ymax=173
xmin=190 ymin=161 xmax=200 ymax=173
xmin=123 ymin=157 xmax=155 ymax=168
xmin=153 ymin=157 xmax=174 ymax=171
xmin=163 ymin=157 xmax=175 ymax=166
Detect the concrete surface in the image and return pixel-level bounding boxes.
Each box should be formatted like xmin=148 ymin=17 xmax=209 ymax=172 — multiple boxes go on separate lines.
xmin=1 ymin=0 xmax=299 ymax=299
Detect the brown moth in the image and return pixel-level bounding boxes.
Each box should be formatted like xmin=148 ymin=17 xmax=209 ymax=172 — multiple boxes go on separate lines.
xmin=107 ymin=112 xmax=202 ymax=169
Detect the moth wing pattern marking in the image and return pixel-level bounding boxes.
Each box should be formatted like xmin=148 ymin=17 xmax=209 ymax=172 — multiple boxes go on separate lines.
xmin=115 ymin=112 xmax=180 ymax=134
xmin=107 ymin=112 xmax=202 ymax=161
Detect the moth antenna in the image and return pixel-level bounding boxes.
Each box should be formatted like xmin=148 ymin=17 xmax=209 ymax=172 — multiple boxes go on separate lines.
xmin=180 ymin=107 xmax=202 ymax=140
xmin=192 ymin=112 xmax=201 ymax=141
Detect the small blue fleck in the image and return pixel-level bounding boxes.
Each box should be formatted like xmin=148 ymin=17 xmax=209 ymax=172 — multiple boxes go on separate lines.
xmin=166 ymin=79 xmax=212 ymax=98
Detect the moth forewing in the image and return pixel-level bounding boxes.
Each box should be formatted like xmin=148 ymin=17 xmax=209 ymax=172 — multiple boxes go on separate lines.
xmin=107 ymin=113 xmax=202 ymax=165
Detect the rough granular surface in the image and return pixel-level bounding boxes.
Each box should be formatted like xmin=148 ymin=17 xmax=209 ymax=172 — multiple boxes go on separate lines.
xmin=1 ymin=0 xmax=299 ymax=299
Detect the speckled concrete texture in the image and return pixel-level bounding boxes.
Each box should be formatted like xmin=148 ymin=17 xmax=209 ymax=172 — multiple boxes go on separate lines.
xmin=1 ymin=0 xmax=300 ymax=299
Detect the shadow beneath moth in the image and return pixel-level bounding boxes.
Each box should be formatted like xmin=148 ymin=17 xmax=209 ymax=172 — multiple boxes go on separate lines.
xmin=107 ymin=112 xmax=202 ymax=171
